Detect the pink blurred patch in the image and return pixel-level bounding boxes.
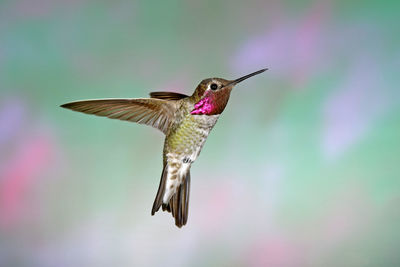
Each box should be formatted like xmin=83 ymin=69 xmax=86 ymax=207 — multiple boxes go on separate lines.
xmin=6 ymin=0 xmax=58 ymax=19
xmin=319 ymin=185 xmax=371 ymax=245
xmin=292 ymin=3 xmax=330 ymax=85
xmin=154 ymin=76 xmax=190 ymax=96
xmin=198 ymin=181 xmax=234 ymax=232
xmin=247 ymin=235 xmax=302 ymax=267
xmin=0 ymin=135 xmax=53 ymax=227
xmin=232 ymin=2 xmax=331 ymax=87
xmin=8 ymin=0 xmax=82 ymax=19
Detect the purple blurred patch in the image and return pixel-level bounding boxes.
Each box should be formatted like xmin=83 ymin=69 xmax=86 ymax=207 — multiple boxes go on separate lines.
xmin=0 ymin=99 xmax=25 ymax=146
xmin=321 ymin=60 xmax=388 ymax=159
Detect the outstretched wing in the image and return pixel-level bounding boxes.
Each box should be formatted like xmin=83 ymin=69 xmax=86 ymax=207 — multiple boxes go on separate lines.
xmin=60 ymin=98 xmax=177 ymax=134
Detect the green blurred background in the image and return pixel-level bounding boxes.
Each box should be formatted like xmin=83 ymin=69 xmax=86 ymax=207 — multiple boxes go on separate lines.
xmin=1 ymin=0 xmax=399 ymax=266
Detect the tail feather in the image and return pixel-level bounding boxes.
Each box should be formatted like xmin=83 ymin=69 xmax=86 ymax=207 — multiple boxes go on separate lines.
xmin=151 ymin=164 xmax=168 ymax=215
xmin=162 ymin=203 xmax=171 ymax=212
xmin=151 ymin=164 xmax=191 ymax=228
xmin=168 ymin=172 xmax=190 ymax=227
xmin=181 ymin=172 xmax=190 ymax=225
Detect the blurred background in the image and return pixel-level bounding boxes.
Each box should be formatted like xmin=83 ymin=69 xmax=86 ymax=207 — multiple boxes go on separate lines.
xmin=1 ymin=0 xmax=399 ymax=266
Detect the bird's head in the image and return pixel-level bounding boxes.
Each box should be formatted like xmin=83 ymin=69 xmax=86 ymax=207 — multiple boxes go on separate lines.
xmin=191 ymin=69 xmax=267 ymax=115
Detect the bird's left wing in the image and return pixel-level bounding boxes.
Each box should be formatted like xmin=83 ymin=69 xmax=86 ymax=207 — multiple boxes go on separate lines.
xmin=150 ymin=91 xmax=189 ymax=100
xmin=61 ymin=98 xmax=178 ymax=134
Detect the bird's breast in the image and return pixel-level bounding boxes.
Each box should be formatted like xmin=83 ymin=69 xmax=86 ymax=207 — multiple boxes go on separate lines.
xmin=164 ymin=113 xmax=219 ymax=162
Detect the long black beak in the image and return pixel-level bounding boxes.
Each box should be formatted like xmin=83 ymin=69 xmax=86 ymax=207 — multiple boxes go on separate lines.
xmin=228 ymin=68 xmax=268 ymax=86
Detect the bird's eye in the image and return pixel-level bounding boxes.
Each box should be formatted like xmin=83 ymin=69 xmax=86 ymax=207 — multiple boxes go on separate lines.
xmin=210 ymin=83 xmax=218 ymax=90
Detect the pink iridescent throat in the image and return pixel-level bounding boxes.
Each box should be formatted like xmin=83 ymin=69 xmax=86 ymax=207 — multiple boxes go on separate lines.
xmin=190 ymin=96 xmax=214 ymax=115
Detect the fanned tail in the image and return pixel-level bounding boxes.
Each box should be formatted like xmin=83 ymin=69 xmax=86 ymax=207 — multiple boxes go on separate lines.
xmin=151 ymin=164 xmax=191 ymax=228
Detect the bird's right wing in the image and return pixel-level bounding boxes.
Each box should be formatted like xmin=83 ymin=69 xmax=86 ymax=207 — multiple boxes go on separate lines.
xmin=61 ymin=98 xmax=178 ymax=134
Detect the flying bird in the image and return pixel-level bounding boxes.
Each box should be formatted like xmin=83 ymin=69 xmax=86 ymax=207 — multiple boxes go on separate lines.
xmin=61 ymin=68 xmax=267 ymax=227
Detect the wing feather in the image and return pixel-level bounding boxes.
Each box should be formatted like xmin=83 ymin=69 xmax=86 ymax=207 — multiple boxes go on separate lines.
xmin=61 ymin=98 xmax=177 ymax=134
xmin=150 ymin=91 xmax=188 ymax=100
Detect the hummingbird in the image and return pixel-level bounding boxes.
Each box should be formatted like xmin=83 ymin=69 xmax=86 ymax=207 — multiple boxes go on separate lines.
xmin=61 ymin=68 xmax=267 ymax=227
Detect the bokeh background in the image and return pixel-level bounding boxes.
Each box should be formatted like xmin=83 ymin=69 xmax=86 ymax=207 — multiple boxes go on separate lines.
xmin=1 ymin=0 xmax=399 ymax=266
